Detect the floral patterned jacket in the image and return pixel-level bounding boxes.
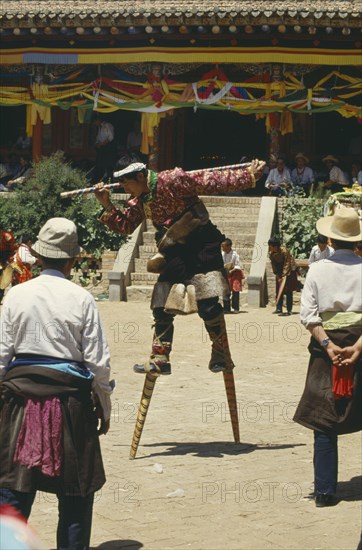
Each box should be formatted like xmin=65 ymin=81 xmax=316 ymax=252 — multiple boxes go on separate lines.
xmin=100 ymin=166 xmax=255 ymax=235
xmin=0 ymin=231 xmax=17 ymax=268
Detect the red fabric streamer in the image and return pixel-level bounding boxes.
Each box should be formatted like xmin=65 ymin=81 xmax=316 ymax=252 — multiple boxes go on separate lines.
xmin=332 ymin=363 xmax=355 ymax=400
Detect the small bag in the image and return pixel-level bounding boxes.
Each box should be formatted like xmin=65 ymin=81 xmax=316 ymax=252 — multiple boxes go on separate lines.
xmin=164 ymin=283 xmax=198 ymax=315
xmin=147 ymin=252 xmax=167 ymax=274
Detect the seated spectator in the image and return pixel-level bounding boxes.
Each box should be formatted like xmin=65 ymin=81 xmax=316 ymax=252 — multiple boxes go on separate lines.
xmin=126 ymin=120 xmax=142 ymax=156
xmin=322 ymin=155 xmax=348 ymax=193
xmin=265 ymin=157 xmax=292 ymax=197
xmin=14 ymin=127 xmax=31 ymax=151
xmin=291 ymin=153 xmax=315 ymax=195
xmin=5 ymin=155 xmax=32 ymax=190
xmin=308 ymin=234 xmax=334 ymax=264
xmin=357 ymin=170 xmax=362 ymax=186
xmin=0 ymin=154 xmax=21 ymax=185
xmin=350 ymin=162 xmax=360 ymax=185
xmin=0 ymin=157 xmax=9 ymax=183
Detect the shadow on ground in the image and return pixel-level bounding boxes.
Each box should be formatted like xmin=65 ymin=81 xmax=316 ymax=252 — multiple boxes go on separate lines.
xmin=133 ymin=441 xmax=305 ymax=459
xmin=91 ymin=540 xmax=143 ymax=549
xmin=338 ymin=476 xmax=362 ymax=501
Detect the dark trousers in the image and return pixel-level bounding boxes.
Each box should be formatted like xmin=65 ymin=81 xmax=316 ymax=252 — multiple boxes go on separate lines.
xmin=223 ymin=291 xmax=240 ymax=312
xmin=313 ymin=431 xmax=338 ymax=496
xmin=153 ymin=297 xmax=223 ymax=344
xmin=277 ymin=292 xmax=293 ymax=313
xmin=0 ymin=487 xmax=94 ymax=550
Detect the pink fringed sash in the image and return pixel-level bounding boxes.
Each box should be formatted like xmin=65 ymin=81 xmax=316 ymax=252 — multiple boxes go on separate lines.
xmin=14 ymin=397 xmax=63 ymax=477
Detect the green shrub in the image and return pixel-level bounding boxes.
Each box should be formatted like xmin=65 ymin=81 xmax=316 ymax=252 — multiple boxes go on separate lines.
xmin=0 ymin=152 xmax=126 ymax=257
xmin=280 ymin=194 xmax=325 ymax=259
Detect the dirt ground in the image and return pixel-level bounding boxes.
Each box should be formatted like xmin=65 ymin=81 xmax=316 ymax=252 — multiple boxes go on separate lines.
xmin=27 ymin=299 xmax=361 ymax=550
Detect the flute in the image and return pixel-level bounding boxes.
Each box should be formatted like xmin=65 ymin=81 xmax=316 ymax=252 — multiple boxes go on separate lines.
xmin=60 ymin=162 xmax=251 ymax=199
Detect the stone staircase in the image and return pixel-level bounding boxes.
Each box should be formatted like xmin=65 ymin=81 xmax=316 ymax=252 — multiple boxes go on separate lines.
xmin=126 ymin=196 xmax=262 ymax=302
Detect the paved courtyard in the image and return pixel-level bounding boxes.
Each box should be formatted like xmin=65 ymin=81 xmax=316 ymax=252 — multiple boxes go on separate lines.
xmin=28 ymin=300 xmax=361 ymax=550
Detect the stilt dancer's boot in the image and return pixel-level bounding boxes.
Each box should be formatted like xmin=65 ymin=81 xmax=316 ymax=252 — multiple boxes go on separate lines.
xmin=133 ymin=308 xmax=174 ymax=376
xmin=204 ymin=313 xmax=235 ymax=373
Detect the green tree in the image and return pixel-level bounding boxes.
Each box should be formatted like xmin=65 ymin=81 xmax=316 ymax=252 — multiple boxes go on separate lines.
xmin=0 ymin=152 xmax=126 ymax=256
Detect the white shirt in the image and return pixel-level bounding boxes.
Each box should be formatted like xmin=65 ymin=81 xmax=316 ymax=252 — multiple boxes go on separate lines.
xmin=329 ymin=166 xmax=348 ymax=186
xmin=0 ymin=269 xmax=113 ymax=420
xmin=15 ymin=136 xmax=31 ymax=149
xmin=126 ymin=130 xmax=142 ymax=150
xmin=265 ymin=167 xmax=292 ymax=188
xmin=221 ymin=249 xmax=241 ymax=270
xmin=291 ymin=166 xmax=315 ymax=187
xmin=308 ymin=244 xmax=334 ymax=264
xmin=300 ymin=250 xmax=362 ymax=327
xmin=95 ymin=122 xmax=114 ymax=145
xmin=357 ymin=170 xmax=362 ymax=186
xmin=17 ymin=243 xmax=37 ymax=266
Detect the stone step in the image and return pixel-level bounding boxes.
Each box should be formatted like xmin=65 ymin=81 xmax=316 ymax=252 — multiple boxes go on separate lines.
xmin=126 ymin=285 xmax=154 ymax=301
xmin=134 ymin=257 xmax=252 ymax=274
xmin=207 ymin=207 xmax=261 ymax=217
xmin=131 ymin=272 xmax=158 ymax=285
xmin=210 ymin=220 xmax=258 ymax=231
xmin=139 ymin=244 xmax=158 ymax=256
xmin=142 ymin=231 xmax=256 ymax=246
xmin=113 ymin=194 xmax=262 ymax=208
xmin=126 ymin=286 xmax=249 ymax=305
xmin=201 ymin=197 xmax=262 ymax=206
xmin=138 ymin=243 xmax=256 ymax=261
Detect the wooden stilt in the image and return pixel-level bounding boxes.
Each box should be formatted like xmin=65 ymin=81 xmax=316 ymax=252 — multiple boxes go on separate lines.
xmin=130 ymin=373 xmax=157 ymax=460
xmin=223 ymin=371 xmax=240 ymax=443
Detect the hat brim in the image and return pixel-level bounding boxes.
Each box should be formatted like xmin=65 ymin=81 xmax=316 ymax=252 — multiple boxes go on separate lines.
xmin=295 ymin=154 xmax=309 ymax=163
xmin=32 ymin=240 xmax=83 ymax=259
xmin=113 ymin=162 xmax=146 ymax=179
xmin=322 ymin=156 xmax=338 ymax=163
xmin=316 ymin=216 xmax=362 ymax=242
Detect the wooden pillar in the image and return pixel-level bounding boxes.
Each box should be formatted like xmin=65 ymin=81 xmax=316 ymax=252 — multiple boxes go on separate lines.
xmin=32 ymin=114 xmax=43 ymax=162
xmin=148 ymin=124 xmax=160 ymax=171
xmin=268 ymin=65 xmax=283 ymax=159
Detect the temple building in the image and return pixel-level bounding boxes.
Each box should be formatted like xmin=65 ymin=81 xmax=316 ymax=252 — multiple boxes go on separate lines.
xmin=0 ymin=1 xmax=361 ymax=175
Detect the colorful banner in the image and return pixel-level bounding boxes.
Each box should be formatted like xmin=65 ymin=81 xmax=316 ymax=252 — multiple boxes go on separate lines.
xmin=1 ymin=46 xmax=361 ymax=66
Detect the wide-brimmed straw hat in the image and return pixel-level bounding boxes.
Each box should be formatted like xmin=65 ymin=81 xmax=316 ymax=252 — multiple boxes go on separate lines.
xmin=316 ymin=208 xmax=362 ymax=242
xmin=322 ymin=155 xmax=339 ymax=164
xmin=32 ymin=217 xmax=82 ymax=258
xmin=295 ymin=152 xmax=309 ymax=163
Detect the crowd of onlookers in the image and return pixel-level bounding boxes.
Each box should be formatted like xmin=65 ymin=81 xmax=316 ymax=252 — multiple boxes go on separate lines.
xmin=1 ymin=122 xmax=361 ymax=197
xmin=262 ymin=153 xmax=362 ymax=197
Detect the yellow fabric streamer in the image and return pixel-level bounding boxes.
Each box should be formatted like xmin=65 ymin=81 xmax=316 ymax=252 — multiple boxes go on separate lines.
xmin=141 ymin=112 xmax=161 ymax=154
xmin=280 ymin=111 xmax=293 ymax=135
xmin=30 ymin=84 xmax=51 ymax=125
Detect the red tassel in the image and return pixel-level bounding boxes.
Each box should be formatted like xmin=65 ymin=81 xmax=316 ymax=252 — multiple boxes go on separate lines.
xmin=332 ymin=363 xmax=354 ymax=400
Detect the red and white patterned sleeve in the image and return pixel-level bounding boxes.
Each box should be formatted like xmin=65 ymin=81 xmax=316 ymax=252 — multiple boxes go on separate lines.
xmin=99 ymin=198 xmax=145 ymax=235
xmin=158 ymin=166 xmax=255 ymax=197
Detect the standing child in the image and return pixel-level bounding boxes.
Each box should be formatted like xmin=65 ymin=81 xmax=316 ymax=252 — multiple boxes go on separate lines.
xmin=308 ymin=234 xmax=334 ymax=264
xmin=221 ymin=238 xmax=244 ymax=313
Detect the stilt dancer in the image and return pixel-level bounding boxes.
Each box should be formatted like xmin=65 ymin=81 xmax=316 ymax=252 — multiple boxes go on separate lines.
xmin=92 ymin=156 xmax=265 ymax=457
